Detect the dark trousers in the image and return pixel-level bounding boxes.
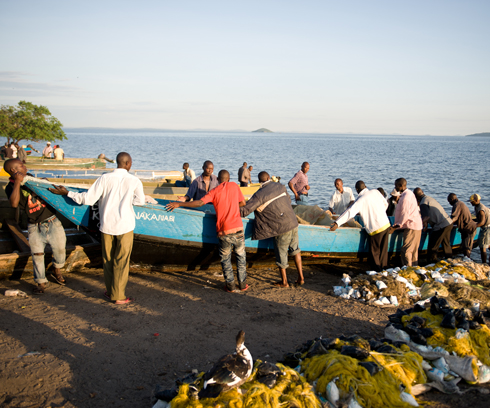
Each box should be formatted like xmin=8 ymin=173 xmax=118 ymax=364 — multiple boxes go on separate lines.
xmin=427 ymin=225 xmax=453 ymax=261
xmin=369 ymin=228 xmax=389 ymax=272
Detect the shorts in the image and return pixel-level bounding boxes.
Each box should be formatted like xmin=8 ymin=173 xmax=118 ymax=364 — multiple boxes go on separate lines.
xmin=478 ymin=226 xmax=490 ymax=248
xmin=273 ymin=227 xmax=301 ymax=269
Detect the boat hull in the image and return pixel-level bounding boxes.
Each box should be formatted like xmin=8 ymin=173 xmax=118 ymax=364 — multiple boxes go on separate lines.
xmin=23 ymin=178 xmax=477 ymax=269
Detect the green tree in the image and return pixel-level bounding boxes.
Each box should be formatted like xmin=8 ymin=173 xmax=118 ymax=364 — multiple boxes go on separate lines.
xmin=0 ymin=101 xmax=66 ymax=144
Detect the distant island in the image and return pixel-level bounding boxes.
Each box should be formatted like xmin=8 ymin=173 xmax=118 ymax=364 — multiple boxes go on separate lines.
xmin=466 ymin=132 xmax=490 ymax=137
xmin=252 ymin=128 xmax=273 ymax=133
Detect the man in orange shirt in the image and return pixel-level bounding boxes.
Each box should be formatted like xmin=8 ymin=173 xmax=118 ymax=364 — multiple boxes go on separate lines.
xmin=166 ymin=170 xmax=248 ymax=292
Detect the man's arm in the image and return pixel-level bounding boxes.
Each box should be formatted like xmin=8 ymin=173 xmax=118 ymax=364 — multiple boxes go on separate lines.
xmin=49 ymin=177 xmax=104 ymax=205
xmin=450 ymin=204 xmax=460 ymax=224
xmin=239 ymin=200 xmax=246 ymax=208
xmin=7 ymin=173 xmax=24 ymax=208
xmin=166 ymin=199 xmax=204 ymax=212
xmin=240 ymin=193 xmax=264 ymax=217
xmin=476 ymin=210 xmax=486 ymax=228
xmin=329 ymin=201 xmax=361 ymax=231
xmin=133 ymin=181 xmax=146 ymax=206
xmin=327 ymin=193 xmax=336 ymax=214
xmin=288 ymin=180 xmax=299 ymax=201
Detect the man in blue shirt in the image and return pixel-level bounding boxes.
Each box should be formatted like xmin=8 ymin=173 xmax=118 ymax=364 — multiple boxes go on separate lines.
xmin=179 ymin=160 xmax=219 ymax=202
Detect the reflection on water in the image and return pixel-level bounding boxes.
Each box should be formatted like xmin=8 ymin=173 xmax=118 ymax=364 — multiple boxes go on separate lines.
xmin=28 ymin=130 xmax=490 ymax=215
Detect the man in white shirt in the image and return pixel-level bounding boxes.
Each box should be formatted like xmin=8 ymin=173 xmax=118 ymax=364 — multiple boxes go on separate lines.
xmin=49 ymin=152 xmax=145 ymax=304
xmin=53 ymin=145 xmax=64 ymax=160
xmin=182 ymin=162 xmax=196 ymax=187
xmin=328 ymin=178 xmax=355 ymax=214
xmin=330 ymin=180 xmax=391 ymax=271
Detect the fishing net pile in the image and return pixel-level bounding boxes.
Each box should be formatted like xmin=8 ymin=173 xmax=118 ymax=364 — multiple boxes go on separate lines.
xmin=331 ymin=257 xmax=490 ymax=307
xmin=153 ymin=295 xmax=490 ymax=408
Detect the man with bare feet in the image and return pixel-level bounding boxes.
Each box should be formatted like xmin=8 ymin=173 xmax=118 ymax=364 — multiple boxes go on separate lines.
xmin=50 ymin=152 xmax=145 ymax=304
xmin=4 ymin=159 xmax=67 ymax=294
xmin=240 ymin=171 xmax=304 ymax=288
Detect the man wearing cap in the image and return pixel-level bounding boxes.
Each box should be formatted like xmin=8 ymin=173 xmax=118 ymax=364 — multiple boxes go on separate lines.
xmin=469 ymin=194 xmax=490 ymax=264
xmin=386 ymin=189 xmax=400 ymax=216
xmin=330 ymin=181 xmax=391 ymax=272
xmin=328 ymin=178 xmax=355 ymax=215
xmin=288 ymin=162 xmax=310 ymax=204
xmin=448 ymin=193 xmax=476 ymax=258
xmin=42 ymin=142 xmax=53 ymax=158
xmin=414 ymin=188 xmax=453 ymax=262
xmin=389 ymin=178 xmax=423 ymax=266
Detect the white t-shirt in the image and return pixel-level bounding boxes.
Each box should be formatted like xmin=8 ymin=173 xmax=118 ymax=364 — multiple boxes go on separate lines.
xmin=328 ymin=186 xmax=355 ymax=214
xmin=54 ymin=147 xmax=64 ymax=160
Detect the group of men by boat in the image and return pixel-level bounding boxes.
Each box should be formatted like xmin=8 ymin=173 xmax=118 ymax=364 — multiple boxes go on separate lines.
xmin=3 ymin=154 xmax=489 ymax=301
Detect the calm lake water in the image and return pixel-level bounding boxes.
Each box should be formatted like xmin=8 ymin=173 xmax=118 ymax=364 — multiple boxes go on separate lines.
xmin=28 ymin=129 xmax=490 ymax=215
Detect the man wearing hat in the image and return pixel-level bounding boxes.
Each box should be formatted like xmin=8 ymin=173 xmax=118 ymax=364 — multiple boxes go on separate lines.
xmin=469 ymin=194 xmax=490 ymax=264
xmin=42 ymin=141 xmax=53 ymax=158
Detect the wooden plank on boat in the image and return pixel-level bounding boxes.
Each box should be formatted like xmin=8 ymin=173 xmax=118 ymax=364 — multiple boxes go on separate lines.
xmin=4 ymin=219 xmax=30 ymax=253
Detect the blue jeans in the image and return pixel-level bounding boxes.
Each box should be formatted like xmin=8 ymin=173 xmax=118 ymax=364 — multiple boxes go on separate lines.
xmin=296 ymin=194 xmax=309 ymax=204
xmin=218 ymin=231 xmax=247 ymax=289
xmin=28 ymin=217 xmax=66 ymax=284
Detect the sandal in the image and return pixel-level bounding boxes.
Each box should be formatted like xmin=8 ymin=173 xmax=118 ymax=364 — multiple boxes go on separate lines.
xmin=33 ymin=286 xmax=45 ymax=295
xmin=224 ymin=285 xmax=239 ymax=293
xmin=103 ymin=291 xmax=111 ymax=300
xmin=114 ymin=297 xmax=134 ymax=305
xmin=51 ymin=273 xmax=66 ymax=286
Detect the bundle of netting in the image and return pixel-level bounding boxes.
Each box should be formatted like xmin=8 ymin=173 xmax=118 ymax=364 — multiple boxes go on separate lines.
xmin=164 ymin=361 xmax=321 ymax=408
xmin=297 ymin=337 xmax=425 ymax=408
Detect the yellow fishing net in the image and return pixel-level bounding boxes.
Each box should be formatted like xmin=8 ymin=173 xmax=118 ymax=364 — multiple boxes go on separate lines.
xmin=402 ymin=310 xmax=490 ymax=366
xmin=300 ymin=347 xmax=425 ymax=408
xmin=168 ymin=361 xmax=321 ymax=408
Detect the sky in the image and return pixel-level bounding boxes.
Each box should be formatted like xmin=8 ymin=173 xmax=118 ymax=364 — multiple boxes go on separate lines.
xmin=1 ymin=0 xmax=489 ymax=135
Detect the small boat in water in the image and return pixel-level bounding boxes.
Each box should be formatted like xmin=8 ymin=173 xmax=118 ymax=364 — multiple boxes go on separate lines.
xmin=23 ymin=177 xmax=477 ymax=269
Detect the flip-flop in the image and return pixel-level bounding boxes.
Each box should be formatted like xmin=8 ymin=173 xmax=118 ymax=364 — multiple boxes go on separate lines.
xmin=33 ymin=286 xmax=45 ymax=295
xmin=273 ymin=282 xmax=289 ymax=288
xmin=114 ymin=297 xmax=134 ymax=305
xmin=239 ymin=284 xmax=250 ymax=291
xmin=103 ymin=291 xmax=111 ymax=300
xmin=51 ymin=273 xmax=66 ymax=286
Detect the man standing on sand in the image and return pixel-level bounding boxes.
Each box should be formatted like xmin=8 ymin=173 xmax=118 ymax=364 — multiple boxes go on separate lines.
xmin=179 ymin=160 xmax=219 ymax=202
xmin=389 ymin=178 xmax=423 ymax=266
xmin=330 ymin=181 xmax=391 ymax=272
xmin=469 ymin=194 xmax=490 ymax=264
xmin=42 ymin=141 xmax=53 ymax=158
xmin=182 ymin=162 xmax=196 ymax=187
xmin=413 ymin=188 xmax=453 ymax=262
xmin=49 ymin=152 xmax=145 ymax=304
xmin=4 ymin=159 xmax=67 ymax=294
xmin=238 ymin=162 xmax=250 ymax=187
xmin=240 ymin=171 xmax=304 ymax=288
xmin=328 ymin=178 xmax=355 ymax=215
xmin=448 ymin=193 xmax=476 ymax=258
xmin=288 ymin=162 xmax=310 ymax=204
xmin=167 ymin=170 xmax=248 ymax=293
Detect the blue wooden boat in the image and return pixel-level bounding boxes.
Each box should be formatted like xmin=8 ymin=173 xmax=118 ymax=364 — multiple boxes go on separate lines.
xmin=23 ymin=177 xmax=476 ymax=268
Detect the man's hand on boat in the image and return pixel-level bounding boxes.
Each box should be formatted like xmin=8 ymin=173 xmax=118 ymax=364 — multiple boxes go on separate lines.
xmin=166 ymin=202 xmax=182 ymax=212
xmin=48 ymin=185 xmax=69 ymax=195
xmin=388 ymin=224 xmax=400 ymax=234
xmin=329 ymin=222 xmax=338 ymax=232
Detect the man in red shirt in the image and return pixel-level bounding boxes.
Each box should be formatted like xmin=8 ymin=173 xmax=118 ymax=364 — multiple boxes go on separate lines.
xmin=166 ymin=170 xmax=248 ymax=292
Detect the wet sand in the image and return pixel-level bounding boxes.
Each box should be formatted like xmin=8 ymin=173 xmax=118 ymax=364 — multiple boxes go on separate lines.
xmin=1 ymin=263 xmax=489 ymax=407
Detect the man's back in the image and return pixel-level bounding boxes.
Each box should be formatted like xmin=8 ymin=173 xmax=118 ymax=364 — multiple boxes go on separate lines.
xmin=67 ymin=169 xmax=145 ymax=235
xmin=452 ymin=201 xmax=476 ymax=232
xmin=420 ymin=195 xmax=451 ymax=231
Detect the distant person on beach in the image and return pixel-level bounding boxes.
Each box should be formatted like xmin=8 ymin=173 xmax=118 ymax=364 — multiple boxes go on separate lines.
xmin=179 ymin=160 xmax=219 ymax=202
xmin=414 ymin=188 xmax=453 ymax=262
xmin=469 ymin=194 xmax=490 ymax=264
xmin=49 ymin=152 xmax=145 ymax=305
xmin=248 ymin=166 xmax=253 ymax=181
xmin=53 ymin=145 xmax=64 ymax=160
xmin=182 ymin=162 xmax=196 ymax=187
xmin=10 ymin=143 xmax=17 ymax=159
xmin=238 ymin=162 xmax=250 ymax=187
xmin=386 ymin=189 xmax=400 ymax=216
xmin=288 ymin=162 xmax=310 ymax=204
xmin=42 ymin=141 xmax=53 ymax=158
xmin=0 ymin=143 xmax=7 ymax=160
xmin=377 ymin=187 xmax=387 ymax=198
xmin=330 ymin=181 xmax=390 ymax=272
xmin=389 ymin=178 xmax=423 ymax=266
xmin=328 ymin=178 xmax=354 ymax=215
xmin=4 ymin=159 xmax=67 ymax=294
xmin=167 ymin=170 xmax=248 ymax=292
xmin=448 ymin=193 xmax=477 ymax=258
xmin=16 ymin=144 xmax=27 ymax=163
xmin=240 ymin=171 xmax=304 ymax=288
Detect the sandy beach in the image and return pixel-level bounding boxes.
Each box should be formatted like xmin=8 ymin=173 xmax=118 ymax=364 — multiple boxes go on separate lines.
xmin=1 ymin=263 xmax=489 ymax=408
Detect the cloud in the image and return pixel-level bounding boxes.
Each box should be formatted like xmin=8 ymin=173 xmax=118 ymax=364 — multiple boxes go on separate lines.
xmin=0 ymin=71 xmax=81 ymax=97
